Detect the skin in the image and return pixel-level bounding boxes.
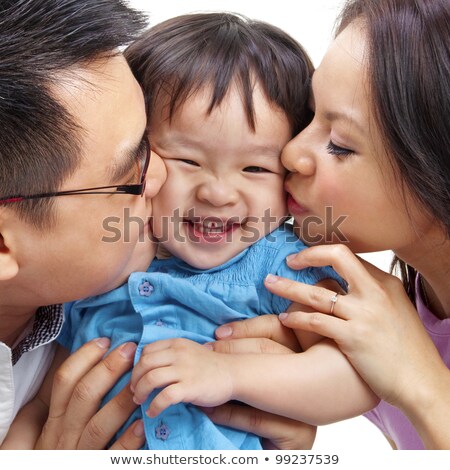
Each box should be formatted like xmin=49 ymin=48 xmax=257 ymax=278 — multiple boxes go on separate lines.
xmin=0 ymin=55 xmax=311 ymax=449
xmin=223 ymin=23 xmax=450 ymax=449
xmin=283 ymin=24 xmax=436 ymax=255
xmin=150 ymin=84 xmax=290 ymax=269
xmin=0 ymin=55 xmax=167 ymax=346
xmin=129 ymin=82 xmax=378 ymax=429
xmin=0 ymin=54 xmax=167 ymax=449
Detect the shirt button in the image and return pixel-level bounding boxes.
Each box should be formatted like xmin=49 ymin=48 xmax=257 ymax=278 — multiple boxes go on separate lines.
xmin=155 ymin=422 xmax=170 ymax=440
xmin=139 ymin=280 xmax=154 ymax=297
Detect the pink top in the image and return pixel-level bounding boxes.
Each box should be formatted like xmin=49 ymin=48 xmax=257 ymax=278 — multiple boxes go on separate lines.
xmin=364 ymin=276 xmax=450 ymax=449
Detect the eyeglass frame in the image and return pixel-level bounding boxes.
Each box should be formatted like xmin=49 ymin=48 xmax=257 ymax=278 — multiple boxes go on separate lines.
xmin=0 ymin=138 xmax=151 ymax=205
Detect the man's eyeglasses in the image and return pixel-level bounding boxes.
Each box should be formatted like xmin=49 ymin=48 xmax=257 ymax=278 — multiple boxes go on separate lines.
xmin=0 ymin=138 xmax=151 ymax=205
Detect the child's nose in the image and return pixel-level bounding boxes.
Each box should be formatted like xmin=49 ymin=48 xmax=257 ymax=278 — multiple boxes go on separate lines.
xmin=196 ymin=179 xmax=239 ymax=207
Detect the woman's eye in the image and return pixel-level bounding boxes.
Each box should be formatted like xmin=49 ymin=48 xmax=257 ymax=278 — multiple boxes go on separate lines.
xmin=243 ymin=166 xmax=270 ymax=173
xmin=326 ymin=141 xmax=354 ymax=157
xmin=180 ymin=159 xmax=200 ymax=166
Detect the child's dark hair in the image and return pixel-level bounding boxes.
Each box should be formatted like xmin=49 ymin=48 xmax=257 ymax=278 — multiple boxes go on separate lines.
xmin=125 ymin=12 xmax=314 ymax=137
xmin=336 ymin=0 xmax=450 ymax=301
xmin=0 ymin=0 xmax=147 ymax=228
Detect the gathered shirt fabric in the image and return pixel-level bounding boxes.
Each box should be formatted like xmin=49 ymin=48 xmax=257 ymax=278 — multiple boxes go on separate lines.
xmin=365 ymin=275 xmax=450 ymax=449
xmin=60 ymin=225 xmax=344 ymax=450
xmin=0 ymin=305 xmax=63 ymax=445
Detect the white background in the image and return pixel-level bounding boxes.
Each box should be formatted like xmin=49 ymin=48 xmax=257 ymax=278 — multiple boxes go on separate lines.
xmin=128 ymin=0 xmax=392 ymax=450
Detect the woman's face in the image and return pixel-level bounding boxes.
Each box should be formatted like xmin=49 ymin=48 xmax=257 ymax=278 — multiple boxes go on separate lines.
xmin=282 ymin=22 xmax=435 ymax=255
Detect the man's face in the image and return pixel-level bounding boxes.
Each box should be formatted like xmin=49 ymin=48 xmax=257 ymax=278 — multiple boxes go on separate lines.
xmin=6 ymin=55 xmax=166 ymax=306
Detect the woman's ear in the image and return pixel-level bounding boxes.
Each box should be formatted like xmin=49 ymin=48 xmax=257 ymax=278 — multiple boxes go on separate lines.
xmin=0 ymin=231 xmax=20 ymax=281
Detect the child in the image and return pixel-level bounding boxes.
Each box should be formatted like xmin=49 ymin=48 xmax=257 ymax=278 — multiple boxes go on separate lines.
xmin=61 ymin=13 xmax=376 ymax=450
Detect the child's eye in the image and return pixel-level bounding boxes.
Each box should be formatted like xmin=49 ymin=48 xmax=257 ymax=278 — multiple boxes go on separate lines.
xmin=243 ymin=166 xmax=271 ymax=173
xmin=179 ymin=159 xmax=200 ymax=166
xmin=326 ymin=141 xmax=354 ymax=157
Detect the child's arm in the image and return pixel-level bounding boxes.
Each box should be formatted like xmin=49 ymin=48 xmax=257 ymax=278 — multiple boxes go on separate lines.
xmin=0 ymin=345 xmax=68 ymax=449
xmin=131 ymin=335 xmax=379 ymax=425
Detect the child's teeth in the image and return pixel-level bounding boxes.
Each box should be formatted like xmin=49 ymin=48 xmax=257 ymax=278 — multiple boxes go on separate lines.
xmin=193 ymin=220 xmax=226 ymax=233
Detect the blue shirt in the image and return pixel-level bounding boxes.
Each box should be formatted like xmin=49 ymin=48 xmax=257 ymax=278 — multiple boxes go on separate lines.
xmin=60 ymin=225 xmax=344 ymax=449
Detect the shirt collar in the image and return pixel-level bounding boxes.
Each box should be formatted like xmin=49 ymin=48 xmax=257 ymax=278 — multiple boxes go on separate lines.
xmin=11 ymin=304 xmax=63 ymax=365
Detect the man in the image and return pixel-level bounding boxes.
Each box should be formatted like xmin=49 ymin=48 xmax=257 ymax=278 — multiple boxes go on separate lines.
xmin=0 ymin=0 xmax=312 ymax=449
xmin=0 ymin=0 xmax=167 ymax=448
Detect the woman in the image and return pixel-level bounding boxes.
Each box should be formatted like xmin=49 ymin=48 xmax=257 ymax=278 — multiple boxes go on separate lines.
xmin=210 ymin=0 xmax=450 ymax=450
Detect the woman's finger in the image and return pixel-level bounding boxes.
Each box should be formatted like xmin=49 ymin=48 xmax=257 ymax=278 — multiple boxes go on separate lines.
xmin=215 ymin=314 xmax=301 ymax=351
xmin=202 ymin=404 xmax=316 ymax=450
xmin=279 ymin=310 xmax=349 ymax=343
xmin=286 ymin=245 xmax=381 ymax=293
xmin=264 ymin=276 xmax=352 ymax=320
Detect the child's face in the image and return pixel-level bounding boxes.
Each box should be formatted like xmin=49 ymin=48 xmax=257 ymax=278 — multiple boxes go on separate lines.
xmin=149 ymin=84 xmax=291 ymax=269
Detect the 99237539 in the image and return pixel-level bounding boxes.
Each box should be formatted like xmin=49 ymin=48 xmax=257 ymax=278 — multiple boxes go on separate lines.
xmin=275 ymin=454 xmax=339 ymax=465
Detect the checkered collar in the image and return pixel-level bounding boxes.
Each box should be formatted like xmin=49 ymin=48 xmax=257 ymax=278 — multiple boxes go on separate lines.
xmin=11 ymin=304 xmax=63 ymax=365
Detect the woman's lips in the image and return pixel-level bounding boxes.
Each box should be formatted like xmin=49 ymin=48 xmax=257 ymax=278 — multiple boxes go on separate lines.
xmin=287 ymin=194 xmax=309 ymax=215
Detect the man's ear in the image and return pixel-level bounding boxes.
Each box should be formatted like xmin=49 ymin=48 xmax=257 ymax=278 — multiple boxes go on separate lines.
xmin=0 ymin=228 xmax=20 ymax=281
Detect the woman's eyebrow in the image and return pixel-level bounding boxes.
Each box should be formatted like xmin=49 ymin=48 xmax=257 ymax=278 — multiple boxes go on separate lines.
xmin=311 ymin=73 xmax=366 ymax=135
xmin=324 ymin=110 xmax=366 ymax=135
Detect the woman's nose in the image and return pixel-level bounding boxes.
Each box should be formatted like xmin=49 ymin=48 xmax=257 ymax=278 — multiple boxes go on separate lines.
xmin=144 ymin=150 xmax=167 ymax=199
xmin=281 ymin=130 xmax=316 ymax=176
xmin=196 ymin=179 xmax=239 ymax=207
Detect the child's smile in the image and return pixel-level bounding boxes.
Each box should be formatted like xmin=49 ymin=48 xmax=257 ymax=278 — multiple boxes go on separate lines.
xmin=149 ymin=83 xmax=292 ymax=269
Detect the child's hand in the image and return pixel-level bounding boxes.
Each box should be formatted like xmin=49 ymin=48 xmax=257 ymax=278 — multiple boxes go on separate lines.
xmin=131 ymin=338 xmax=235 ymax=417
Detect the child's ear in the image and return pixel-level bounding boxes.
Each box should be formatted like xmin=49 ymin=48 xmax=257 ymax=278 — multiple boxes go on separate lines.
xmin=0 ymin=231 xmax=19 ymax=281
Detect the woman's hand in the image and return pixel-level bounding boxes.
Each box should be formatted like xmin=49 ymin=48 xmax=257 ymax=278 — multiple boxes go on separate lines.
xmin=214 ymin=313 xmax=302 ymax=353
xmin=265 ymin=245 xmax=447 ymax=412
xmin=207 ymin=316 xmax=316 ymax=450
xmin=36 ymin=339 xmax=145 ymax=450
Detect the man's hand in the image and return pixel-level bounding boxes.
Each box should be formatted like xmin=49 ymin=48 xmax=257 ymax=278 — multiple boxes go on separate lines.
xmin=203 ymin=404 xmax=316 ymax=450
xmin=36 ymin=339 xmax=145 ymax=450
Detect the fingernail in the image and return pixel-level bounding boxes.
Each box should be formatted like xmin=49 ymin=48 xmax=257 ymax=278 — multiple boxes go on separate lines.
xmin=216 ymin=326 xmax=232 ymax=339
xmin=95 ymin=337 xmax=110 ymax=349
xmin=133 ymin=420 xmax=145 ymax=437
xmin=279 ymin=312 xmax=288 ymax=321
xmin=265 ymin=274 xmax=279 ymax=284
xmin=119 ymin=342 xmax=137 ymax=359
xmin=203 ymin=342 xmax=213 ymax=350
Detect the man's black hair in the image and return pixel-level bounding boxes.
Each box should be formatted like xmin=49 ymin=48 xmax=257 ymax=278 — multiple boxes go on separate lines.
xmin=0 ymin=0 xmax=147 ymax=227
